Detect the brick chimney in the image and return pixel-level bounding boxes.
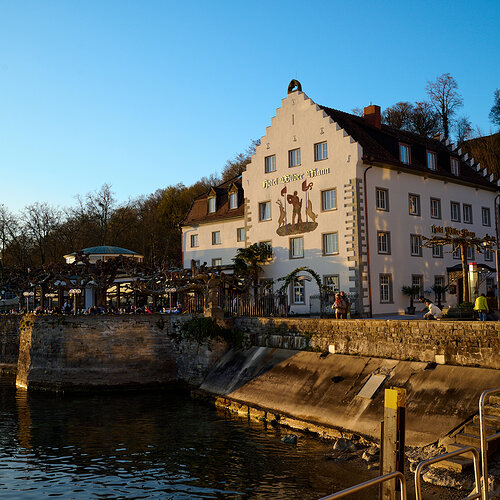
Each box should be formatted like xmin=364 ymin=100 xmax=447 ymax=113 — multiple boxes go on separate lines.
xmin=364 ymin=105 xmax=381 ymax=129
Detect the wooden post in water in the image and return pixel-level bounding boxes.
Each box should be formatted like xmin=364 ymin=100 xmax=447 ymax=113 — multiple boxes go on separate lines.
xmin=381 ymin=387 xmax=406 ymax=500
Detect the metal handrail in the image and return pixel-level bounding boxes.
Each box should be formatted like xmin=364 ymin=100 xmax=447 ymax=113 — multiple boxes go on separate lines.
xmin=318 ymin=470 xmax=406 ymax=499
xmin=479 ymin=387 xmax=500 ymax=500
xmin=414 ymin=445 xmax=481 ymax=500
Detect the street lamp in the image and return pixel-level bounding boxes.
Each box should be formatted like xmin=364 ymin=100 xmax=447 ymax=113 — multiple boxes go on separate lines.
xmin=68 ymin=289 xmax=82 ymax=315
xmin=45 ymin=293 xmax=58 ymax=310
xmin=22 ymin=291 xmax=34 ymax=312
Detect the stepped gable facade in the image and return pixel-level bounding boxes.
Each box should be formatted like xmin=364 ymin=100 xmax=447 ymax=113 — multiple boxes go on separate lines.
xmin=182 ymin=81 xmax=498 ymax=316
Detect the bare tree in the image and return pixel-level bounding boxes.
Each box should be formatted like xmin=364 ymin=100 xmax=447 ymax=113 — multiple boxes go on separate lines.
xmin=426 ymin=73 xmax=463 ymax=139
xmin=410 ymin=101 xmax=441 ymax=137
xmin=490 ymin=89 xmax=500 ymax=128
xmin=383 ymin=102 xmax=414 ymax=130
xmin=455 ymin=116 xmax=473 ymax=144
xmin=221 ymin=139 xmax=260 ymax=181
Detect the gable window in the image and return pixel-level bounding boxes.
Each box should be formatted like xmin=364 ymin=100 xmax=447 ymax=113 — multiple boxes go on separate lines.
xmin=288 ymin=148 xmax=301 ymax=167
xmin=208 ymin=196 xmax=216 ymax=213
xmin=432 ymin=244 xmax=443 ymax=258
xmin=290 ymin=237 xmax=304 ymax=259
xmin=228 ymin=191 xmax=238 ymax=210
xmin=323 ymin=232 xmax=338 ymax=255
xmin=376 ymin=188 xmax=389 ymax=211
xmin=292 ymin=279 xmax=305 ymax=304
xmin=379 ymin=274 xmax=393 ymax=303
xmin=451 ymin=202 xmax=460 ymax=222
xmin=190 ymin=234 xmax=199 ymax=248
xmin=451 ymin=157 xmax=460 ymax=176
xmin=399 ymin=144 xmax=410 ymax=164
xmin=259 ymin=201 xmax=271 ymax=221
xmin=212 ymin=231 xmax=221 ymax=245
xmin=314 ymin=142 xmax=328 ymax=161
xmin=409 ymin=194 xmax=420 ymax=216
xmin=463 ymin=204 xmax=473 ymax=224
xmin=236 ymin=227 xmax=245 ymax=242
xmin=482 ymin=207 xmax=491 ymax=226
xmin=377 ymin=231 xmax=391 ymax=254
xmin=430 ymin=198 xmax=441 ymax=219
xmin=427 ymin=151 xmax=437 ymax=171
xmin=321 ymin=189 xmax=337 ymax=211
xmin=324 ymin=275 xmax=340 ymax=293
xmin=410 ymin=234 xmax=422 ymax=256
xmin=265 ymin=155 xmax=276 ymax=173
xmin=212 ymin=258 xmax=222 ymax=267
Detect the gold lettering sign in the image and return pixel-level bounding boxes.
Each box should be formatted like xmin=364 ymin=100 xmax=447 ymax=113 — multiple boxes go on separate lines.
xmin=431 ymin=224 xmax=475 ymax=238
xmin=263 ymin=167 xmax=331 ymax=188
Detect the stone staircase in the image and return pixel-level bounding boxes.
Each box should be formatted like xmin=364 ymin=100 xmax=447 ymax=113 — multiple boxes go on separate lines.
xmin=434 ymin=394 xmax=500 ymax=472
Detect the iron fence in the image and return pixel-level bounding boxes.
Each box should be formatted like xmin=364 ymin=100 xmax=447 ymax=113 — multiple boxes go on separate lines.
xmin=309 ymin=293 xmax=358 ymax=317
xmin=221 ymin=292 xmax=288 ymax=317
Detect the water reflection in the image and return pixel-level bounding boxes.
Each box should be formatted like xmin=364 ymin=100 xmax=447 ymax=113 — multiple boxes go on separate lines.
xmin=0 ymin=376 xmax=374 ymax=499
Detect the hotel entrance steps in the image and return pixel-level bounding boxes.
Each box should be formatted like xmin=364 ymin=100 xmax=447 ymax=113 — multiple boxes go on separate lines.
xmin=433 ymin=394 xmax=500 ymax=473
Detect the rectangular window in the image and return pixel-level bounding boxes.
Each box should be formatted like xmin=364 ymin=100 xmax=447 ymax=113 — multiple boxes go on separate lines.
xmin=379 ymin=274 xmax=393 ymax=303
xmin=409 ymin=194 xmax=421 ymax=216
xmin=208 ymin=196 xmax=216 ymax=213
xmin=482 ymin=207 xmax=491 ymax=226
xmin=434 ymin=276 xmax=446 ymax=302
xmin=190 ymin=234 xmax=199 ymax=248
xmin=259 ymin=201 xmax=271 ymax=221
xmin=321 ymin=189 xmax=337 ymax=211
xmin=324 ymin=275 xmax=340 ymax=293
xmin=453 ymin=243 xmax=461 ymax=259
xmin=484 ymin=248 xmax=493 ymax=262
xmin=377 ymin=231 xmax=391 ymax=254
xmin=260 ymin=241 xmax=272 ymax=257
xmin=292 ymin=279 xmax=305 ymax=304
xmin=265 ymin=155 xmax=276 ymax=173
xmin=410 ymin=234 xmax=422 ymax=256
xmin=290 ymin=237 xmax=304 ymax=259
xmin=467 ymin=246 xmax=474 ymax=260
xmin=486 ymin=278 xmax=494 ymax=291
xmin=463 ymin=204 xmax=473 ymax=224
xmin=229 ymin=192 xmax=238 ymax=210
xmin=427 ymin=151 xmax=437 ymax=171
xmin=288 ymin=148 xmax=301 ymax=167
xmin=212 ymin=231 xmax=221 ymax=245
xmin=451 ymin=157 xmax=460 ymax=176
xmin=376 ymin=188 xmax=389 ymax=211
xmin=432 ymin=244 xmax=443 ymax=258
xmin=430 ymin=198 xmax=441 ymax=219
xmin=412 ymin=275 xmax=423 ymax=299
xmin=236 ymin=227 xmax=245 ymax=242
xmin=400 ymin=144 xmax=410 ymax=164
xmin=212 ymin=258 xmax=222 ymax=267
xmin=314 ymin=141 xmax=328 ymax=161
xmin=323 ymin=232 xmax=338 ymax=255
xmin=193 ymin=260 xmax=200 ymax=268
xmin=451 ymin=202 xmax=460 ymax=222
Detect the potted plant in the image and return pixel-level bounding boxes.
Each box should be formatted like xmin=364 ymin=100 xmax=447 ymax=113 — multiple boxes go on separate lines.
xmin=431 ymin=284 xmax=448 ymax=309
xmin=401 ymin=285 xmax=421 ymax=315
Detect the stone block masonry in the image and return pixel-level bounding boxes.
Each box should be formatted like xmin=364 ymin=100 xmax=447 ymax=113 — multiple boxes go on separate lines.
xmin=0 ymin=316 xmax=20 ymax=371
xmin=235 ymin=318 xmax=500 ymax=369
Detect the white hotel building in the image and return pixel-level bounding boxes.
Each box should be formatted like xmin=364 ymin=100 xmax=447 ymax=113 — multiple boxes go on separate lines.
xmin=181 ymin=81 xmax=498 ymax=316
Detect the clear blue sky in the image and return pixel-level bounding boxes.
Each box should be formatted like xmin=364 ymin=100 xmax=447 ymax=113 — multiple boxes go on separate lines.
xmin=1 ymin=0 xmax=499 ymax=213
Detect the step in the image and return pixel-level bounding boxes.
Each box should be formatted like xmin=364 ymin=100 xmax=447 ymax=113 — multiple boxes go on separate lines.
xmin=465 ymin=422 xmax=499 ymax=437
xmin=484 ymin=403 xmax=500 ymax=417
xmin=453 ymin=432 xmax=481 ymax=448
xmin=430 ymin=455 xmax=473 ymax=473
xmin=473 ymin=413 xmax=500 ymax=429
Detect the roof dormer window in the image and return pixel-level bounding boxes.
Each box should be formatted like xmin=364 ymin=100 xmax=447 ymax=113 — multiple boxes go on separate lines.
xmin=399 ymin=144 xmax=410 ymax=165
xmin=427 ymin=151 xmax=436 ymax=171
xmin=229 ymin=191 xmax=237 ymax=210
xmin=208 ymin=196 xmax=216 ymax=213
xmin=451 ymin=157 xmax=460 ymax=176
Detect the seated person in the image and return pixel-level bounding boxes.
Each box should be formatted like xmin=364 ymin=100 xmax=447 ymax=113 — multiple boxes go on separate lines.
xmin=424 ymin=299 xmax=442 ymax=320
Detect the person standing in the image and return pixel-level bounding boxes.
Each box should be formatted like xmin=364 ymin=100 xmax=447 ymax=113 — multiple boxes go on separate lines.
xmin=474 ymin=293 xmax=489 ymax=321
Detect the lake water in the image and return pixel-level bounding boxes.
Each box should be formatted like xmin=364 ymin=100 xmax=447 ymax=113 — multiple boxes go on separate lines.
xmin=0 ymin=375 xmax=379 ymax=499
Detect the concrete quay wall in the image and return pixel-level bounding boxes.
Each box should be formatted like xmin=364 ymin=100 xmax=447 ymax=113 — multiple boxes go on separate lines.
xmin=14 ymin=315 xmax=228 ymax=391
xmin=235 ymin=318 xmax=500 ymax=369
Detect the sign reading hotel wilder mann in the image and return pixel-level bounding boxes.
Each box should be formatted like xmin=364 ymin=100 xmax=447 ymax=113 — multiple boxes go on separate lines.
xmin=262 ymin=167 xmax=331 ymax=189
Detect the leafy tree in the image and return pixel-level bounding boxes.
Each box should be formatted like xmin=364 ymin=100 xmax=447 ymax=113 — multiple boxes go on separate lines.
xmin=221 ymin=139 xmax=260 ymax=181
xmin=426 ymin=73 xmax=463 ymax=139
xmin=489 ymin=89 xmax=500 ymax=127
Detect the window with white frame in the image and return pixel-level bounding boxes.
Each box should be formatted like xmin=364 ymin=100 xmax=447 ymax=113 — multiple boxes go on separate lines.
xmin=451 ymin=202 xmax=460 ymax=222
xmin=463 ymin=204 xmax=473 ymax=224
xmin=259 ymin=201 xmax=271 ymax=221
xmin=409 ymin=194 xmax=421 ymax=216
xmin=400 ymin=144 xmax=410 ymax=164
xmin=467 ymin=245 xmax=475 ymax=260
xmin=292 ymin=279 xmax=305 ymax=304
xmin=379 ymin=274 xmax=392 ymax=303
xmin=427 ymin=151 xmax=437 ymax=170
xmin=229 ymin=191 xmax=238 ymax=210
xmin=377 ymin=231 xmax=391 ymax=254
xmin=236 ymin=227 xmax=245 ymax=242
xmin=288 ymin=148 xmax=301 ymax=167
xmin=323 ymin=232 xmax=338 ymax=255
xmin=434 ymin=276 xmax=446 ymax=302
xmin=410 ymin=234 xmax=422 ymax=256
xmin=376 ymin=188 xmax=389 ymax=211
xmin=190 ymin=234 xmax=199 ymax=248
xmin=208 ymin=196 xmax=216 ymax=213
xmin=482 ymin=207 xmax=491 ymax=226
xmin=432 ymin=244 xmax=443 ymax=258
xmin=265 ymin=155 xmax=276 ymax=173
xmin=212 ymin=231 xmax=221 ymax=245
xmin=453 ymin=243 xmax=461 ymax=259
xmin=314 ymin=141 xmax=328 ymax=161
xmin=321 ymin=189 xmax=337 ymax=211
xmin=212 ymin=258 xmax=222 ymax=267
xmin=290 ymin=237 xmax=304 ymax=258
xmin=451 ymin=157 xmax=460 ymax=176
xmin=484 ymin=248 xmax=493 ymax=262
xmin=324 ymin=275 xmax=340 ymax=293
xmin=430 ymin=198 xmax=441 ymax=219
xmin=412 ymin=275 xmax=423 ymax=299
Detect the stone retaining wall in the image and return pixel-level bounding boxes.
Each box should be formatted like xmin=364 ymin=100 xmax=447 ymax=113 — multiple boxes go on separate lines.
xmin=0 ymin=316 xmax=20 ymax=366
xmin=235 ymin=318 xmax=500 ymax=369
